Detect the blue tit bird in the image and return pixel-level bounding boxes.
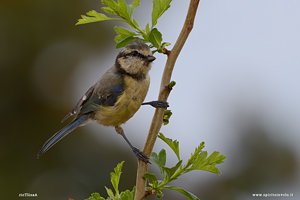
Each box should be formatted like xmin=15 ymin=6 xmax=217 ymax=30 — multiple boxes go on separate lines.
xmin=37 ymin=40 xmax=168 ymax=163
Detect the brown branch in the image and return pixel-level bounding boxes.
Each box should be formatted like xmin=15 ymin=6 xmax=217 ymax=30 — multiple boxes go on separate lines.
xmin=134 ymin=0 xmax=201 ymax=200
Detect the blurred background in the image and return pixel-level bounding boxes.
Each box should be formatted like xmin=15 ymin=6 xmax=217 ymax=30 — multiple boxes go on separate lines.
xmin=1 ymin=0 xmax=300 ymax=199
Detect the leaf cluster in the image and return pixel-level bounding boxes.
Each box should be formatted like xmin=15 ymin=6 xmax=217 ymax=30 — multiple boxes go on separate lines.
xmin=76 ymin=0 xmax=172 ymax=53
xmin=144 ymin=133 xmax=226 ymax=199
xmin=163 ymin=110 xmax=172 ymax=125
xmin=86 ymin=161 xmax=135 ymax=200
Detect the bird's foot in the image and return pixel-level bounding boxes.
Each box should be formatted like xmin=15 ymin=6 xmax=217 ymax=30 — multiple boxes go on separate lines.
xmin=142 ymin=100 xmax=169 ymax=109
xmin=131 ymin=146 xmax=150 ymax=164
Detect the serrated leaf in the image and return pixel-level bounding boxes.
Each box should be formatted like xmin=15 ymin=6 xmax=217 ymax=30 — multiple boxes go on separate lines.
xmin=102 ymin=0 xmax=119 ymax=12
xmin=152 ymin=0 xmax=172 ymax=28
xmin=119 ymin=189 xmax=134 ymax=200
xmin=206 ymin=151 xmax=227 ymax=165
xmin=117 ymin=0 xmax=130 ymax=20
xmin=144 ymin=173 xmax=158 ymax=188
xmin=105 ymin=187 xmax=115 ymax=200
xmin=162 ymin=186 xmax=199 ymax=200
xmin=115 ymin=36 xmax=138 ymax=49
xmin=215 ymin=154 xmax=227 ymax=164
xmin=158 ymin=133 xmax=180 ymax=161
xmin=151 ymin=149 xmax=166 ymax=167
xmin=186 ymin=142 xmax=205 ymax=167
xmin=163 ymin=160 xmax=182 ymax=181
xmin=127 ymin=0 xmax=140 ymax=20
xmin=76 ymin=10 xmax=123 ymax=25
xmin=200 ymin=163 xmax=222 ymax=174
xmin=149 ymin=28 xmax=162 ymax=48
xmin=114 ymin=26 xmax=137 ymax=36
xmin=102 ymin=0 xmax=130 ymax=21
xmin=85 ymin=192 xmax=105 ymax=200
xmin=101 ymin=7 xmax=117 ymax=15
xmin=187 ymin=150 xmax=226 ymax=175
xmin=114 ymin=26 xmax=139 ymax=43
xmin=110 ymin=161 xmax=124 ymax=195
xmin=150 ymin=149 xmax=166 ymax=178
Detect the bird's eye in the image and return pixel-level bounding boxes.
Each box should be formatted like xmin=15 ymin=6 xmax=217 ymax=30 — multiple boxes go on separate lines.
xmin=132 ymin=51 xmax=138 ymax=56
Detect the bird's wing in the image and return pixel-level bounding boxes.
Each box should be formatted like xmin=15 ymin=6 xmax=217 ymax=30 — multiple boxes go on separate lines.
xmin=61 ymin=66 xmax=125 ymax=121
xmin=79 ymin=76 xmax=124 ymax=115
xmin=71 ymin=66 xmax=124 ymax=118
xmin=61 ymin=85 xmax=95 ymax=123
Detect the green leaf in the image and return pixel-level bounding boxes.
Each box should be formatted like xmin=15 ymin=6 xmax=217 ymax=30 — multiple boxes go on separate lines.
xmin=102 ymin=0 xmax=130 ymax=21
xmin=145 ymin=23 xmax=150 ymax=34
xmin=127 ymin=0 xmax=140 ymax=20
xmin=163 ymin=160 xmax=182 ymax=181
xmin=115 ymin=36 xmax=138 ymax=49
xmin=152 ymin=0 xmax=172 ymax=28
xmin=156 ymin=190 xmax=164 ymax=198
xmin=158 ymin=133 xmax=180 ymax=161
xmin=102 ymin=0 xmax=119 ymax=12
xmin=144 ymin=173 xmax=158 ymax=188
xmin=186 ymin=142 xmax=205 ymax=167
xmin=158 ymin=149 xmax=167 ymax=166
xmin=114 ymin=26 xmax=139 ymax=43
xmin=207 ymin=151 xmax=226 ymax=164
xmin=105 ymin=186 xmax=115 ymax=200
xmin=162 ymin=186 xmax=200 ymax=200
xmin=114 ymin=26 xmax=137 ymax=36
xmin=150 ymin=149 xmax=166 ymax=168
xmin=132 ymin=19 xmax=140 ymax=28
xmin=76 ymin=10 xmax=123 ymax=25
xmin=119 ymin=189 xmax=135 ymax=200
xmin=101 ymin=7 xmax=117 ymax=15
xmin=110 ymin=161 xmax=124 ymax=196
xmin=149 ymin=28 xmax=162 ymax=48
xmin=185 ymin=145 xmax=226 ymax=175
xmin=150 ymin=149 xmax=167 ymax=178
xmin=85 ymin=192 xmax=105 ymax=200
xmin=118 ymin=0 xmax=130 ymax=19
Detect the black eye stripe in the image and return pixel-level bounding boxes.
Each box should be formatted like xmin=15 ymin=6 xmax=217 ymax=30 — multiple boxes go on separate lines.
xmin=124 ymin=51 xmax=148 ymax=60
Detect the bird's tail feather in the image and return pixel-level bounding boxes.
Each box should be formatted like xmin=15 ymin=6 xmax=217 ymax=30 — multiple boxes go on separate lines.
xmin=37 ymin=115 xmax=88 ymax=158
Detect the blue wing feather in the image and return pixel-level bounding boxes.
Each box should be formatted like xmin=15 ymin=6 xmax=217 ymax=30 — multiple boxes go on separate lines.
xmin=79 ymin=84 xmax=124 ymax=114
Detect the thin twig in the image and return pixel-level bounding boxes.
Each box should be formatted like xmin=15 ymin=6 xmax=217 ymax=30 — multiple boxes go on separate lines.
xmin=134 ymin=1 xmax=201 ymax=200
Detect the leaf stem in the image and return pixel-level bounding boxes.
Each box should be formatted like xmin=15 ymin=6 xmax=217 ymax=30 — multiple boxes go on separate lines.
xmin=134 ymin=1 xmax=201 ymax=200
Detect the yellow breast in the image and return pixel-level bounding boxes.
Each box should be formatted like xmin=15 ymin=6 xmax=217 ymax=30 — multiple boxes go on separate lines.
xmin=95 ymin=75 xmax=150 ymax=127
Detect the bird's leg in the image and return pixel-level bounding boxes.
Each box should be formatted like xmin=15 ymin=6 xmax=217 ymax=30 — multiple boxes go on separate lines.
xmin=115 ymin=126 xmax=150 ymax=163
xmin=142 ymin=100 xmax=169 ymax=108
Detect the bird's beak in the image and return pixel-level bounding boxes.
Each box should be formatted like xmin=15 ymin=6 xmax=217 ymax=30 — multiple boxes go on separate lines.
xmin=147 ymin=55 xmax=156 ymax=62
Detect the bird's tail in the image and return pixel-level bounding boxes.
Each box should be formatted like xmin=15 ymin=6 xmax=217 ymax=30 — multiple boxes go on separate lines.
xmin=37 ymin=115 xmax=88 ymax=158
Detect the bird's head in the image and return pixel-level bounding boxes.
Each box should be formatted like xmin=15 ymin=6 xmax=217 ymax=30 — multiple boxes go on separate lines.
xmin=116 ymin=40 xmax=155 ymax=78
